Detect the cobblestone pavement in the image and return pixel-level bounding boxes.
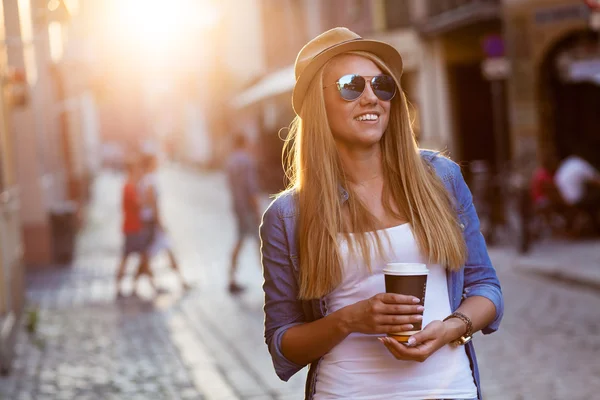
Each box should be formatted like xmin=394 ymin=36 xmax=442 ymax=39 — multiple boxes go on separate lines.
xmin=1 ymin=304 xmax=203 ymax=400
xmin=1 ymin=166 xmax=600 ymax=399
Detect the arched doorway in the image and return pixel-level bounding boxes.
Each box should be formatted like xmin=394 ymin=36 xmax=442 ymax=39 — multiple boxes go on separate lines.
xmin=539 ymin=30 xmax=600 ymax=168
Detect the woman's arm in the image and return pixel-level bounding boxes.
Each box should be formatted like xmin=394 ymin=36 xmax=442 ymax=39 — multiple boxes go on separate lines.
xmin=281 ymin=293 xmax=422 ymax=366
xmin=261 ymin=199 xmax=309 ymax=381
xmin=380 ymin=295 xmax=496 ymax=362
xmin=442 ymin=296 xmax=496 ymax=342
xmin=279 ymin=309 xmax=349 ymax=366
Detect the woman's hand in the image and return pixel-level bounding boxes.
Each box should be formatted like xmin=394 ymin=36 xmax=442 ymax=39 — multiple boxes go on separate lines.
xmin=378 ymin=320 xmax=455 ymax=362
xmin=340 ymin=293 xmax=424 ymax=335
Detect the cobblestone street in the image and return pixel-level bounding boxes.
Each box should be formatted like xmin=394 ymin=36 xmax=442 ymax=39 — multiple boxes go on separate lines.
xmin=1 ymin=166 xmax=600 ymax=399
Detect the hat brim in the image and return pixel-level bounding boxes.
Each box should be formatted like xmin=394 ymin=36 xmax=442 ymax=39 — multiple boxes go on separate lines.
xmin=292 ymin=39 xmax=404 ymax=116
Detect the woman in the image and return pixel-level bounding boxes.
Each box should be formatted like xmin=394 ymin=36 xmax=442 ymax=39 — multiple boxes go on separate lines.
xmin=260 ymin=28 xmax=503 ymax=400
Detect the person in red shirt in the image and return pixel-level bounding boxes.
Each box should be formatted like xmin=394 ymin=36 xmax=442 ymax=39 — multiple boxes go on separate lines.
xmin=530 ymin=152 xmax=568 ymax=234
xmin=115 ymin=157 xmax=156 ymax=297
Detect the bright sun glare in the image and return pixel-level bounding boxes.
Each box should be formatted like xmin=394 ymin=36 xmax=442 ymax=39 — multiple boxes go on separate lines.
xmin=114 ymin=0 xmax=218 ymax=56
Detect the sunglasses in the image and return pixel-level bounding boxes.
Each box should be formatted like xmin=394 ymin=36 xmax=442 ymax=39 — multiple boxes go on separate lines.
xmin=324 ymin=74 xmax=397 ymax=102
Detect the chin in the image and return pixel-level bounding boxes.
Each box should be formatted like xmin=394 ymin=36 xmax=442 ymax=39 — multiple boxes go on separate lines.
xmin=355 ymin=128 xmax=385 ymax=145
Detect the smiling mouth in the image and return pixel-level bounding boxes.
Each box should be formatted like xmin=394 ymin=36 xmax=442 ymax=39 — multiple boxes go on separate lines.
xmin=354 ymin=113 xmax=379 ymax=122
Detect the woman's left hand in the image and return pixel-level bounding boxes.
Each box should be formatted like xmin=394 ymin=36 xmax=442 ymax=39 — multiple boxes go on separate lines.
xmin=378 ymin=320 xmax=451 ymax=362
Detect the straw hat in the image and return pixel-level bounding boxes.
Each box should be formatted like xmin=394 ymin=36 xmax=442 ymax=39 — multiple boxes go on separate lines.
xmin=292 ymin=27 xmax=404 ymax=116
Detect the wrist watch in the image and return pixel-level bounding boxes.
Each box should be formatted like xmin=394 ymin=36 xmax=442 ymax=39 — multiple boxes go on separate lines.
xmin=443 ymin=311 xmax=473 ymax=346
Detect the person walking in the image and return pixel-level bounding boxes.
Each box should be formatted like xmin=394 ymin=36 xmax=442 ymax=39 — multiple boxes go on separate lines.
xmin=260 ymin=27 xmax=503 ymax=400
xmin=225 ymin=134 xmax=262 ymax=294
xmin=554 ymin=152 xmax=600 ymax=235
xmin=115 ymin=157 xmax=155 ymax=298
xmin=137 ymin=153 xmax=191 ymax=292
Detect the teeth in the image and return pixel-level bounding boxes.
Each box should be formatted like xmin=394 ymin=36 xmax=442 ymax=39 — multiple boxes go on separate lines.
xmin=355 ymin=113 xmax=378 ymax=121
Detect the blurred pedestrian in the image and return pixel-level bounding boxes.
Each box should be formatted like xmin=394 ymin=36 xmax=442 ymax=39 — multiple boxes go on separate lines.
xmin=115 ymin=156 xmax=156 ymax=298
xmin=225 ymin=134 xmax=262 ymax=294
xmin=555 ymin=152 xmax=600 ymax=235
xmin=137 ymin=153 xmax=191 ymax=292
xmin=530 ymin=152 xmax=567 ymax=234
xmin=260 ymin=27 xmax=503 ymax=400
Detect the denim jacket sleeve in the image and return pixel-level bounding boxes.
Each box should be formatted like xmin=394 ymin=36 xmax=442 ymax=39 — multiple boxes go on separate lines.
xmin=260 ymin=197 xmax=307 ymax=381
xmin=450 ymin=161 xmax=504 ymax=334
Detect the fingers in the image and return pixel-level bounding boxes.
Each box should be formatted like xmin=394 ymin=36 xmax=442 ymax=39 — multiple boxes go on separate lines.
xmin=407 ymin=321 xmax=443 ymax=346
xmin=378 ymin=293 xmax=421 ymax=305
xmin=381 ymin=304 xmax=424 ymax=315
xmin=376 ymin=313 xmax=423 ymax=326
xmin=381 ymin=324 xmax=415 ymax=333
xmin=378 ymin=337 xmax=422 ymax=360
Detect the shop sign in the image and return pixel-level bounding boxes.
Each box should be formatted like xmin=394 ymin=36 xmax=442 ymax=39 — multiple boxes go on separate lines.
xmin=567 ymin=58 xmax=600 ymax=84
xmin=482 ymin=57 xmax=511 ymax=80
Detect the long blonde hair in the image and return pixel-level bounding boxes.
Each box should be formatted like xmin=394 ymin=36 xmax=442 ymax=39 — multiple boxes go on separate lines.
xmin=283 ymin=51 xmax=466 ymax=300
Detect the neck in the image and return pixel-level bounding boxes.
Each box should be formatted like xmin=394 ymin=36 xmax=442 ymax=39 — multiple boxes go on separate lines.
xmin=337 ymin=144 xmax=383 ymax=185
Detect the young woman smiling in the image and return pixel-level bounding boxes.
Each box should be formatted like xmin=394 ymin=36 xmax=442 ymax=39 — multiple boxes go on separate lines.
xmin=260 ymin=27 xmax=503 ymax=400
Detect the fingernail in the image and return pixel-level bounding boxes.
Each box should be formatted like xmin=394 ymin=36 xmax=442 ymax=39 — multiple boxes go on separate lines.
xmin=406 ymin=324 xmax=414 ymax=329
xmin=407 ymin=337 xmax=416 ymax=346
xmin=416 ymin=315 xmax=423 ymax=321
xmin=412 ymin=298 xmax=420 ymax=303
xmin=378 ymin=337 xmax=384 ymax=343
xmin=417 ymin=306 xmax=425 ymax=312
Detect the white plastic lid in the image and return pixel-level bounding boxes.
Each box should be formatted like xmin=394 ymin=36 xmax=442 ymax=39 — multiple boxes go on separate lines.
xmin=383 ymin=263 xmax=429 ymax=276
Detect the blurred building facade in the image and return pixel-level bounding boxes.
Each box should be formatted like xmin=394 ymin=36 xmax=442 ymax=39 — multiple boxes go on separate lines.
xmin=222 ymin=0 xmax=600 ymax=190
xmin=504 ymin=0 xmax=600 ymax=169
xmin=1 ymin=0 xmax=97 ymax=373
xmin=0 ymin=0 xmax=25 ymax=372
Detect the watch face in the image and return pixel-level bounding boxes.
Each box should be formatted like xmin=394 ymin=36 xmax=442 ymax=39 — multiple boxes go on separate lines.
xmin=453 ymin=335 xmax=472 ymax=346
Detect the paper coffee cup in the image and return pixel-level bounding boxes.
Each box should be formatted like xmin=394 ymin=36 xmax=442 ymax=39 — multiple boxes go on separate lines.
xmin=383 ymin=263 xmax=429 ymax=343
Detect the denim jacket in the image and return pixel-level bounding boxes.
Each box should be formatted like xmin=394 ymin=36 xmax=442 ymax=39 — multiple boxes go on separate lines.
xmin=260 ymin=150 xmax=504 ymax=400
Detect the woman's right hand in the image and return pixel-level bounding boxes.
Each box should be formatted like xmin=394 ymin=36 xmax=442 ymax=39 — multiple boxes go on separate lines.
xmin=340 ymin=293 xmax=424 ymax=335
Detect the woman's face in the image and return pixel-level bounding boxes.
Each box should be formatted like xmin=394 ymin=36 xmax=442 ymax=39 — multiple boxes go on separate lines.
xmin=323 ymin=54 xmax=391 ymax=151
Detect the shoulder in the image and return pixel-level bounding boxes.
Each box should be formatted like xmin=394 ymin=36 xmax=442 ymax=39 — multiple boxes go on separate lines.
xmin=419 ymin=149 xmax=462 ymax=183
xmin=263 ymin=189 xmax=298 ymax=221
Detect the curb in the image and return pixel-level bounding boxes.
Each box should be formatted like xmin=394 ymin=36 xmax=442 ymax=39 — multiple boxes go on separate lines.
xmin=515 ymin=260 xmax=600 ymax=291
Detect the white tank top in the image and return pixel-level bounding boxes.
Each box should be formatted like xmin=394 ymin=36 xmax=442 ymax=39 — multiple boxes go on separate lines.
xmin=314 ymin=223 xmax=477 ymax=400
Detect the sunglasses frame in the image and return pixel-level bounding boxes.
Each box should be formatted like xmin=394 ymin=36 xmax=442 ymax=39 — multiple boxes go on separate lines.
xmin=323 ymin=74 xmax=397 ymax=102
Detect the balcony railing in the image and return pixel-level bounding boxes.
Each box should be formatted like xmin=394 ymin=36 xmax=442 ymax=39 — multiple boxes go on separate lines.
xmin=427 ymin=0 xmax=499 ymax=18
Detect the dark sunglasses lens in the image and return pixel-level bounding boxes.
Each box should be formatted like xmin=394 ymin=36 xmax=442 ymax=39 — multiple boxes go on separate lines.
xmin=337 ymin=74 xmax=365 ymax=101
xmin=371 ymin=75 xmax=396 ymax=101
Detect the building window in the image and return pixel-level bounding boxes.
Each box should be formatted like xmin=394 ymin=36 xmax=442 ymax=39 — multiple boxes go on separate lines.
xmin=384 ymin=0 xmax=411 ymax=30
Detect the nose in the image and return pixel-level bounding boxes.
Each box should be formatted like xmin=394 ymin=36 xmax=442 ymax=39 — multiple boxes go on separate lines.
xmin=359 ymin=80 xmax=378 ymax=105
